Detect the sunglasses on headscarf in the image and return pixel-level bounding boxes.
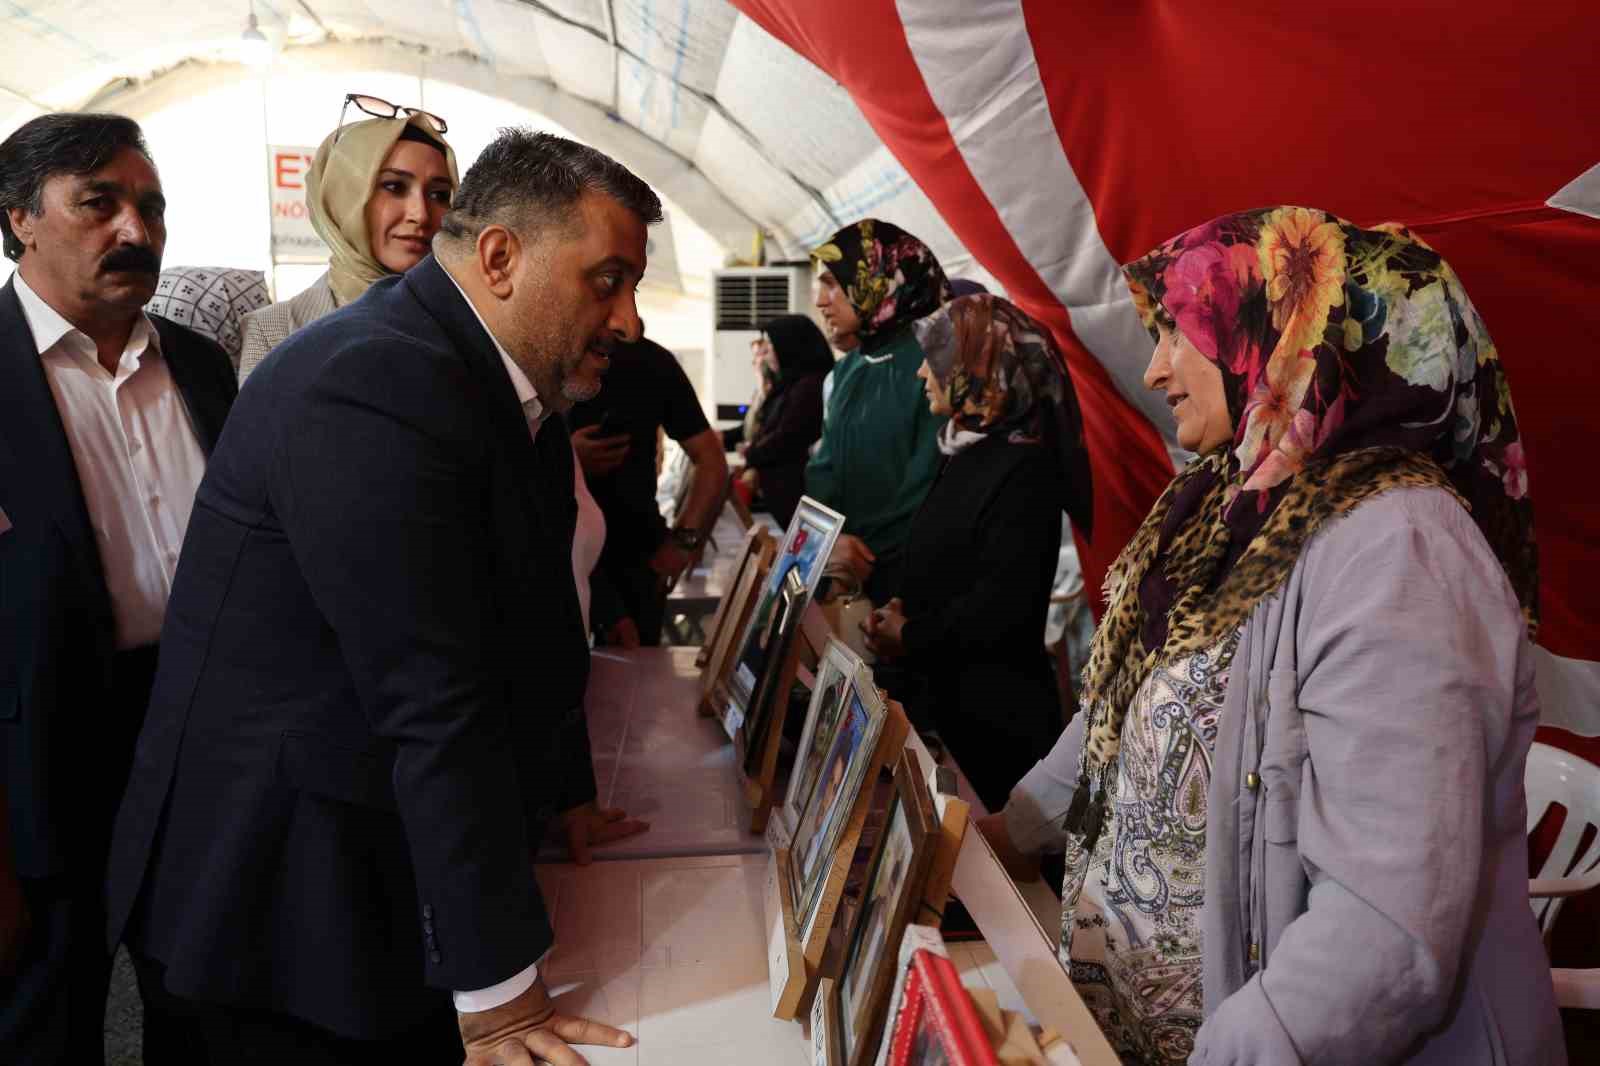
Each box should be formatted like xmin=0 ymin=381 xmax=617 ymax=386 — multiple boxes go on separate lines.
xmin=334 ymin=93 xmax=448 ymax=143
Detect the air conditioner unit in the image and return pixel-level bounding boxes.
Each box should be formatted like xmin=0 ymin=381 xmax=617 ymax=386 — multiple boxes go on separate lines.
xmin=708 ymin=265 xmax=815 ymax=423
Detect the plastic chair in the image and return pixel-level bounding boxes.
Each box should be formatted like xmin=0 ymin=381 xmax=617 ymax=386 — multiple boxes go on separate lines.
xmin=1525 ymin=741 xmax=1600 ymax=936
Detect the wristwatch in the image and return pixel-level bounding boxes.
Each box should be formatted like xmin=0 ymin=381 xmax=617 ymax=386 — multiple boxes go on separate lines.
xmin=668 ymin=527 xmax=700 ymax=551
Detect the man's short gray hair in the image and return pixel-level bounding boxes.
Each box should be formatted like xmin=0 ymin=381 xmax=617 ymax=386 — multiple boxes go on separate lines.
xmin=438 ymin=128 xmax=662 ymax=251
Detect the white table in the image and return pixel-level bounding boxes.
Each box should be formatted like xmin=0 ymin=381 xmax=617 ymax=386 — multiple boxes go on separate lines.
xmin=536 ymin=646 xmax=1069 ymax=1064
xmin=536 ymin=852 xmax=1034 ymax=1066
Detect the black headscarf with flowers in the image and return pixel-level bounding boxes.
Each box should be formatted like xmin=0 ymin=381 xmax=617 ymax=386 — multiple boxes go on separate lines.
xmin=810 ymin=218 xmax=952 ymax=354
xmin=1064 ymin=206 xmax=1538 ymax=850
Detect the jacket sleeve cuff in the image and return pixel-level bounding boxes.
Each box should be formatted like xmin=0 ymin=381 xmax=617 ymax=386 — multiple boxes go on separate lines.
xmin=452 ymin=949 xmax=550 ymax=1012
xmin=1190 ymin=975 xmax=1304 ymax=1066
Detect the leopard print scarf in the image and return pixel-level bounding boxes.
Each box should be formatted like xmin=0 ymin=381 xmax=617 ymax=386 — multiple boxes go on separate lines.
xmin=1062 ymin=447 xmax=1458 ymax=846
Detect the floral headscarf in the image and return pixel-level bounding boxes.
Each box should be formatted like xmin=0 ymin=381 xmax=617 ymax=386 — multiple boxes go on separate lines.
xmin=810 ymin=218 xmax=952 ymax=353
xmin=912 ymin=295 xmax=1094 ymax=537
xmin=1062 ymin=206 xmax=1537 ymax=851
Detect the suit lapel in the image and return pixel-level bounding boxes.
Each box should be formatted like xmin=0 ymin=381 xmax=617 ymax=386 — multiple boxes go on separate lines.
xmin=0 ymin=280 xmax=111 ymax=601
xmin=404 ymin=257 xmax=570 ymax=544
xmin=153 ymin=315 xmax=234 ymax=453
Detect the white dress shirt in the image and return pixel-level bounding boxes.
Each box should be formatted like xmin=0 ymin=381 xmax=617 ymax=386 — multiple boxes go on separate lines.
xmin=573 ymin=454 xmax=606 ymax=635
xmin=15 ymin=273 xmax=207 ymax=650
xmin=442 ymin=270 xmax=555 ymax=1013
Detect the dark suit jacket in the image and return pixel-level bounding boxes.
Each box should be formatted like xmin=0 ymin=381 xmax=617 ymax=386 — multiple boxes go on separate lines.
xmin=0 ymin=278 xmax=235 ymax=880
xmin=104 ymin=256 xmax=595 ymax=1039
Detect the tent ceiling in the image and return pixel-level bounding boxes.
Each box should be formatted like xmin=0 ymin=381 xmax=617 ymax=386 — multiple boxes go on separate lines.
xmin=0 ymin=0 xmax=994 ymax=282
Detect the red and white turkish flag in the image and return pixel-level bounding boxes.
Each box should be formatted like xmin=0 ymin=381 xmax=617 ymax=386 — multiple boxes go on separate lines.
xmin=733 ymin=0 xmax=1599 ymax=719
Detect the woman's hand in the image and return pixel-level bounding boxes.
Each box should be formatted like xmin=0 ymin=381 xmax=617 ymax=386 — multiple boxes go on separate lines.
xmin=830 ymin=534 xmax=876 ymax=585
xmin=863 ymin=597 xmax=908 ymax=660
xmin=975 ymin=811 xmax=1041 ymax=883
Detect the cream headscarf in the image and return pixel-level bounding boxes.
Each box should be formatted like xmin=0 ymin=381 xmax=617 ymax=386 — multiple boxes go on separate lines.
xmin=307 ymin=113 xmax=459 ymax=306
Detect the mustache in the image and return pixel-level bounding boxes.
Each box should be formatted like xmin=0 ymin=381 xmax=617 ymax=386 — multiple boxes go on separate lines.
xmin=99 ymin=245 xmax=161 ymax=276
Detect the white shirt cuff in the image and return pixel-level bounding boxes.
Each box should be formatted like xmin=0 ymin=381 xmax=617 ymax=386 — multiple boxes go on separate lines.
xmin=453 ymin=954 xmax=544 ymax=1013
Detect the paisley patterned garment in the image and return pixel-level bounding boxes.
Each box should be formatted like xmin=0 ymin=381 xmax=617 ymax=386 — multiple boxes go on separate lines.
xmin=1060 ymin=630 xmax=1239 ymax=1065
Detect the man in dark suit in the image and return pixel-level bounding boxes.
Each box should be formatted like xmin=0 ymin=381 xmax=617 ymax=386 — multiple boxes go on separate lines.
xmin=105 ymin=128 xmax=658 ymax=1065
xmin=0 ymin=113 xmax=237 ymax=1066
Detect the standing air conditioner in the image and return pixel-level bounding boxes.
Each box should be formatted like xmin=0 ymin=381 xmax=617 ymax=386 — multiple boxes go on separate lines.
xmin=709 ymin=265 xmax=814 ymax=424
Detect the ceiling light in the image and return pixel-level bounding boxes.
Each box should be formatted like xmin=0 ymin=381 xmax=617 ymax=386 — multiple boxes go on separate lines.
xmin=241 ymin=8 xmax=272 ymax=67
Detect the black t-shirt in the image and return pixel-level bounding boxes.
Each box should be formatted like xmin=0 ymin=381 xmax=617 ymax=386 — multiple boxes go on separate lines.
xmin=568 ymin=337 xmax=711 ymax=563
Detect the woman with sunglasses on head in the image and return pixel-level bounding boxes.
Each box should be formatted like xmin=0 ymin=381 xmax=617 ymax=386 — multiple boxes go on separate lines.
xmin=238 ymin=97 xmax=457 ymax=381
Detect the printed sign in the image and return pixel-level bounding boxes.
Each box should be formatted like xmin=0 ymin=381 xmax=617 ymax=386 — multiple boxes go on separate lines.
xmin=268 ymin=146 xmax=329 ymax=263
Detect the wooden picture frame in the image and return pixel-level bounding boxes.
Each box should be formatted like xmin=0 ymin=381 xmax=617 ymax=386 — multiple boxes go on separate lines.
xmin=812 ymin=976 xmax=844 ymax=1066
xmin=777 ymin=638 xmax=866 ymax=842
xmin=697 ymin=525 xmax=775 ymax=716
xmin=723 ymin=496 xmax=844 ymax=725
xmin=736 ymin=565 xmax=808 ymax=762
xmin=881 ymin=946 xmax=998 ymax=1066
xmin=768 ymin=694 xmax=909 ymax=1021
xmin=835 ymin=748 xmax=940 ymax=1066
xmin=788 ymin=684 xmax=901 ymax=964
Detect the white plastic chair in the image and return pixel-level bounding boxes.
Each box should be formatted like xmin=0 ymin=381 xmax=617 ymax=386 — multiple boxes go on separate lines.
xmin=1525 ymin=741 xmax=1600 ymax=937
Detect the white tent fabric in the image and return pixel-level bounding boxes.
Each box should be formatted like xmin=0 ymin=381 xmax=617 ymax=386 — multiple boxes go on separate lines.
xmin=0 ymin=0 xmax=996 ymax=287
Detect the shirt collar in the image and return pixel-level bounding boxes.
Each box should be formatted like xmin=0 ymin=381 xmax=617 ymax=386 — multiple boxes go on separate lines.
xmin=441 ymin=267 xmax=545 ymax=426
xmin=13 ymin=269 xmax=160 ymax=364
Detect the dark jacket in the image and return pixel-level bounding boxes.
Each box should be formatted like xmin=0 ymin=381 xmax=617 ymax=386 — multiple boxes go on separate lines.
xmin=743 ymin=372 xmax=826 ymax=529
xmin=895 ymin=436 xmax=1063 ymax=810
xmin=0 ymin=279 xmax=235 ymax=879
xmin=104 ymin=256 xmax=594 ymax=1039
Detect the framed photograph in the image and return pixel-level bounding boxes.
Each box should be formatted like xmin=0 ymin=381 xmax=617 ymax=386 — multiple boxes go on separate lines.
xmin=836 ymin=749 xmax=939 ymax=1066
xmin=700 ymin=526 xmax=776 ymax=718
xmin=787 ymin=673 xmax=889 ymax=946
xmin=881 ymin=947 xmax=998 ymax=1066
xmin=780 ymin=638 xmax=866 ymax=839
xmin=736 ymin=564 xmax=808 ymax=770
xmin=726 ymin=496 xmax=844 ymax=720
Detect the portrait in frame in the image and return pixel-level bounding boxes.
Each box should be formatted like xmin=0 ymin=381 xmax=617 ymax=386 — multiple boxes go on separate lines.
xmin=779 ymin=638 xmax=865 ymax=839
xmin=737 ymin=564 xmax=808 ymax=771
xmin=727 ymin=496 xmax=843 ymax=720
xmin=835 ymin=749 xmax=939 ymax=1066
xmin=788 ymin=672 xmax=889 ymax=944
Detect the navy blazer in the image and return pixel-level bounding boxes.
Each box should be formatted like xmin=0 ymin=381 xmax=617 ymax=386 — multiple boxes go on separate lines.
xmin=104 ymin=256 xmax=594 ymax=1039
xmin=0 ymin=278 xmax=235 ymax=879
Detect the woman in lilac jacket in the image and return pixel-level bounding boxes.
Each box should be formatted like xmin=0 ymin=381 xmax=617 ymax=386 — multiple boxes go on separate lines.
xmin=985 ymin=208 xmax=1560 ymax=1065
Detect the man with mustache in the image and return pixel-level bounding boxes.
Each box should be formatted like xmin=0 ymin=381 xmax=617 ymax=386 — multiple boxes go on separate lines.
xmin=104 ymin=129 xmax=655 ymax=1065
xmin=0 ymin=113 xmax=237 ymax=1065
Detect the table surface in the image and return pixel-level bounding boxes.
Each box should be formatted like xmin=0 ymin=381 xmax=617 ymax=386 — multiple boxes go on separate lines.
xmin=537 ymin=850 xmax=1032 ymax=1065
xmin=542 ymin=645 xmax=1058 ymax=1064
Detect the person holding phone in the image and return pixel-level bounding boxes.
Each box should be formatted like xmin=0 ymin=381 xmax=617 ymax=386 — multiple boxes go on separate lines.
xmin=568 ymin=335 xmax=727 ymax=646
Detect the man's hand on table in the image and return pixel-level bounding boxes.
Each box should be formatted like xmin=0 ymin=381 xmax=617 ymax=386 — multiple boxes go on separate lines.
xmin=459 ymin=972 xmax=633 ymax=1066
xmin=561 ymin=802 xmax=649 ymax=865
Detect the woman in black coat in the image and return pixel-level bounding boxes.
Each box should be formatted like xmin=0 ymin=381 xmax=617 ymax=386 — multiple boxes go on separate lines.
xmin=735 ymin=314 xmax=835 ymax=529
xmin=864 ymin=295 xmax=1094 ymax=811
